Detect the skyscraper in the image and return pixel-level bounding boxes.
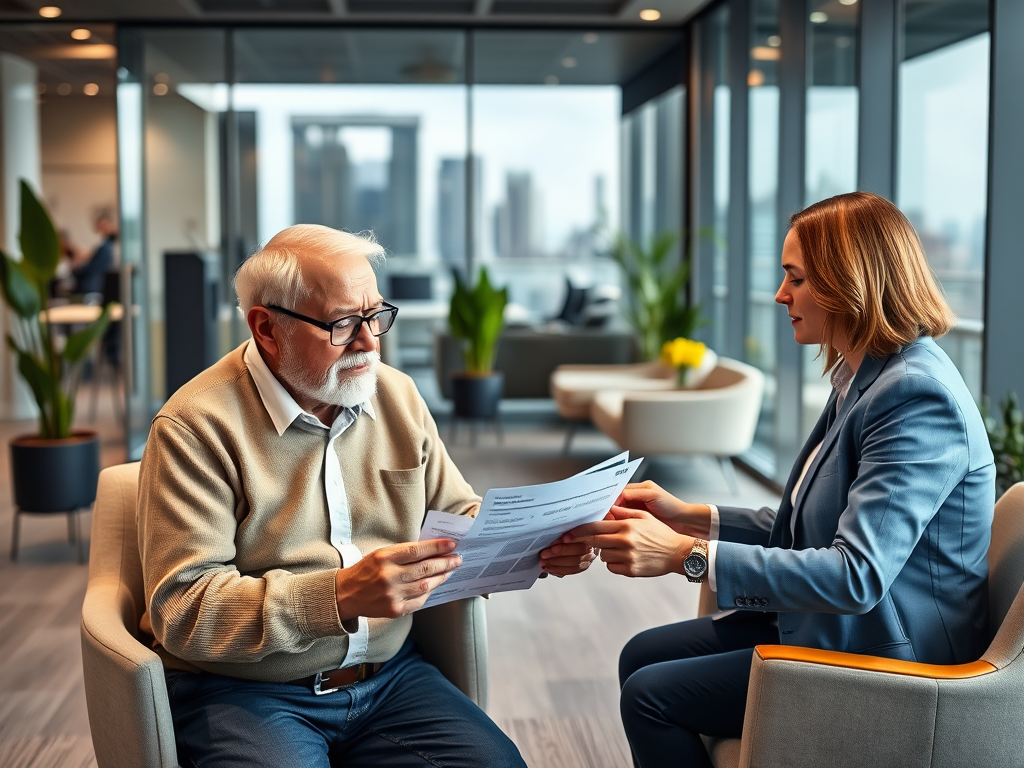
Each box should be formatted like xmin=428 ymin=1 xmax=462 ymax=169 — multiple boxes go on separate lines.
xmin=292 ymin=116 xmax=418 ymax=255
xmin=438 ymin=156 xmax=482 ymax=268
xmin=494 ymin=171 xmax=538 ymax=259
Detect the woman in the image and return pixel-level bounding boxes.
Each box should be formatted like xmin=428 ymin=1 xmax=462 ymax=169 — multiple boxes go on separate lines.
xmin=539 ymin=192 xmax=995 ymax=767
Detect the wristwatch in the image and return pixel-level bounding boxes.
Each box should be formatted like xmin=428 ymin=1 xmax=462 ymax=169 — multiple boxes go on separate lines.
xmin=683 ymin=538 xmax=709 ymax=583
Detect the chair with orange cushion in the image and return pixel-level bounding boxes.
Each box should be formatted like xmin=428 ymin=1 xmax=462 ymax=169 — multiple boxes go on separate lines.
xmin=698 ymin=481 xmax=1024 ymax=768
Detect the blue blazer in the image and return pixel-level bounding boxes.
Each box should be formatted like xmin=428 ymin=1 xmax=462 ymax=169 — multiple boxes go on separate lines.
xmin=715 ymin=337 xmax=994 ymax=664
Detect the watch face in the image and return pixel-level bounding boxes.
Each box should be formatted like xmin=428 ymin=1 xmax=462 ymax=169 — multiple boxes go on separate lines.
xmin=683 ymin=553 xmax=707 ymax=578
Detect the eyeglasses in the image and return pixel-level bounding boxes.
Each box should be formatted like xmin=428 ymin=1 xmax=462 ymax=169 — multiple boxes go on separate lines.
xmin=267 ymin=301 xmax=399 ymax=346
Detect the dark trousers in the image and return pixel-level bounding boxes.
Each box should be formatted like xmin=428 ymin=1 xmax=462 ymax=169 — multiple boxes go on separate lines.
xmin=618 ymin=612 xmax=780 ymax=768
xmin=165 ymin=639 xmax=525 ymax=768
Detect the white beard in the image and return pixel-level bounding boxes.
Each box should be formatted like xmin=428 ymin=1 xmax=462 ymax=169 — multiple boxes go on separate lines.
xmin=280 ymin=348 xmax=379 ymax=409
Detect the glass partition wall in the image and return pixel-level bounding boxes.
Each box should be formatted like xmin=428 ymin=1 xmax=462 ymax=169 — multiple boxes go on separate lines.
xmin=117 ymin=25 xmax=679 ymax=457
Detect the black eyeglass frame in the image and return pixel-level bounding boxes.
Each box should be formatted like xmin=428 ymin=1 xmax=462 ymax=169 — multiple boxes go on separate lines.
xmin=267 ymin=301 xmax=399 ymax=346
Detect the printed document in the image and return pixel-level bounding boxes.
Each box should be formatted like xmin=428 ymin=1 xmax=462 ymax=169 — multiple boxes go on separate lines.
xmin=418 ymin=451 xmax=642 ymax=608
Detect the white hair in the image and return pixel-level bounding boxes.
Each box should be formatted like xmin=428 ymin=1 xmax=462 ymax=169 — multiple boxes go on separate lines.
xmin=234 ymin=224 xmax=386 ymax=315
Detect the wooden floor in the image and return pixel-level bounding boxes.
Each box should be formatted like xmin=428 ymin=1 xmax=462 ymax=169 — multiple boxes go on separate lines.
xmin=0 ymin=382 xmax=779 ymax=768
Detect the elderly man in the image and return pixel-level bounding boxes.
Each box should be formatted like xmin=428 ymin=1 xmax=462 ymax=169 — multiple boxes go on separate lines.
xmin=137 ymin=224 xmax=533 ymax=767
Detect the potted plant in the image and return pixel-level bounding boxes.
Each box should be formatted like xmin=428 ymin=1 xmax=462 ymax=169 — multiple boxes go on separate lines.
xmin=447 ymin=266 xmax=508 ymax=420
xmin=1 ymin=180 xmax=113 ymax=559
xmin=985 ymin=392 xmax=1024 ymax=497
xmin=611 ymin=230 xmax=704 ymax=361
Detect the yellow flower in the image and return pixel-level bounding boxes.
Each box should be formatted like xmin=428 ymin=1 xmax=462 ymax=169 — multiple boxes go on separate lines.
xmin=660 ymin=337 xmax=706 ymax=369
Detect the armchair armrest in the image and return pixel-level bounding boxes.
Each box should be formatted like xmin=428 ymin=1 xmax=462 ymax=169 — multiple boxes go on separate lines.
xmin=737 ymin=645 xmax=995 ymax=768
xmin=754 ymin=645 xmax=996 ymax=679
xmin=81 ymin=578 xmax=179 ymax=768
xmin=410 ymin=597 xmax=489 ymax=710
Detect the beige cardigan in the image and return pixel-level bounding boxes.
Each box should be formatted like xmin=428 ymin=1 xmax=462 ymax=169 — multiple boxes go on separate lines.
xmin=137 ymin=343 xmax=478 ymax=682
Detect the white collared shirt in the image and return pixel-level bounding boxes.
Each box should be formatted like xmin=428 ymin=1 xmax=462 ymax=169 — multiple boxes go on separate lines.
xmin=243 ymin=340 xmax=376 ymax=667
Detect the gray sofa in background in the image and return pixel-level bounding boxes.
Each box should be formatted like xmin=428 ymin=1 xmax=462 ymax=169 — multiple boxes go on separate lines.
xmin=434 ymin=326 xmax=638 ymax=400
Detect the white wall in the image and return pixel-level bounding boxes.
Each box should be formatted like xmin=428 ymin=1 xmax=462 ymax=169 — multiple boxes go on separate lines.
xmin=39 ymin=94 xmax=118 ymax=255
xmin=144 ymin=93 xmax=221 ymax=399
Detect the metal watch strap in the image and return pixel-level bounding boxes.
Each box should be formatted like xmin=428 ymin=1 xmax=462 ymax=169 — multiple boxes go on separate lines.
xmin=684 ymin=538 xmax=709 ymax=583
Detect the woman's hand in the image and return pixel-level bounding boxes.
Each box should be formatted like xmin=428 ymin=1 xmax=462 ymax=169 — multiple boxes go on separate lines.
xmin=617 ymin=481 xmax=712 ymax=538
xmin=538 ymin=540 xmax=600 ymax=577
xmin=568 ymin=506 xmax=695 ymax=578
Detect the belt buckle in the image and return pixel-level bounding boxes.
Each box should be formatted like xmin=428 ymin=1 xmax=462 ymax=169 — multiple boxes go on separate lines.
xmin=313 ymin=670 xmax=342 ymax=696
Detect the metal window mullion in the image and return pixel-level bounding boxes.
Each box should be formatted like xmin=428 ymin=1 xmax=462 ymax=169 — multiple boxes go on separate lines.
xmin=775 ymin=0 xmax=807 ymax=482
xmin=726 ymin=0 xmax=751 ymax=361
xmin=857 ymin=0 xmax=899 ymax=199
xmin=983 ymin=0 xmax=1024 ymax=405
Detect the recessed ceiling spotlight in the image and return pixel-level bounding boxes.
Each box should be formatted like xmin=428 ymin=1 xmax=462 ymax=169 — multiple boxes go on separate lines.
xmin=83 ymin=83 xmax=99 ymax=96
xmin=583 ymin=32 xmax=599 ymax=44
xmin=153 ymin=83 xmax=169 ymax=96
xmin=639 ymin=9 xmax=661 ymax=21
xmin=544 ymin=75 xmax=559 ymax=85
xmin=810 ymin=11 xmax=828 ymax=23
xmin=839 ymin=0 xmax=858 ymax=5
xmin=38 ymin=6 xmax=61 ymax=18
xmin=562 ymin=57 xmax=577 ymax=69
xmin=768 ymin=35 xmax=782 ymax=47
xmin=71 ymin=28 xmax=91 ymax=40
xmin=57 ymin=82 xmax=71 ymax=96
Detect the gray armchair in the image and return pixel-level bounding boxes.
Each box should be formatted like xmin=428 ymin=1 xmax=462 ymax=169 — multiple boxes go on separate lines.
xmin=81 ymin=462 xmax=489 ymax=768
xmin=700 ymin=481 xmax=1024 ymax=768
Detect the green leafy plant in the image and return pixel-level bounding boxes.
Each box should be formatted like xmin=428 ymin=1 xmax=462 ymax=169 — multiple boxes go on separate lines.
xmin=611 ymin=230 xmax=704 ymax=361
xmin=448 ymin=266 xmax=508 ymax=375
xmin=0 ymin=180 xmax=112 ymax=438
xmin=985 ymin=391 xmax=1024 ymax=497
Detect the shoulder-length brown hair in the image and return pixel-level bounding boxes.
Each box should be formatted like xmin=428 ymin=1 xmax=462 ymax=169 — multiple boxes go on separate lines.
xmin=790 ymin=191 xmax=955 ymax=371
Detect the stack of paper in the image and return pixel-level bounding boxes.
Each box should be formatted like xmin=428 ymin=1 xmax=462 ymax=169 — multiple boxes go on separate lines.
xmin=419 ymin=451 xmax=642 ymax=608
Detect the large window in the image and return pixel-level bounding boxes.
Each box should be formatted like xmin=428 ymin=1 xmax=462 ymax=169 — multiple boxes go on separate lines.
xmin=474 ymin=84 xmax=621 ymax=318
xmin=747 ymin=0 xmax=781 ymax=458
xmin=898 ymin=0 xmax=989 ymax=400
xmin=802 ymin=0 xmax=859 ymax=440
xmin=117 ymin=25 xmax=678 ymax=452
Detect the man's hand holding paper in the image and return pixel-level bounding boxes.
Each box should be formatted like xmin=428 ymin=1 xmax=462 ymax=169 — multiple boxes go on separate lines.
xmin=417 ymin=451 xmax=641 ymax=608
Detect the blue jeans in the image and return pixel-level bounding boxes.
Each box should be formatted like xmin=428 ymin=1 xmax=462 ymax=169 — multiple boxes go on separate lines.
xmin=618 ymin=612 xmax=780 ymax=768
xmin=165 ymin=639 xmax=525 ymax=768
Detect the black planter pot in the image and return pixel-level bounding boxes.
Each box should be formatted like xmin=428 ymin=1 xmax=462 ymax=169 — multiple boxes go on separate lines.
xmin=10 ymin=432 xmax=101 ymax=512
xmin=451 ymin=372 xmax=504 ymax=419
xmin=9 ymin=431 xmax=100 ymax=562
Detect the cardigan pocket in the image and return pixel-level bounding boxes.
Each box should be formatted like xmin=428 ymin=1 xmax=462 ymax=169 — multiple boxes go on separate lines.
xmin=380 ymin=465 xmax=427 ymax=486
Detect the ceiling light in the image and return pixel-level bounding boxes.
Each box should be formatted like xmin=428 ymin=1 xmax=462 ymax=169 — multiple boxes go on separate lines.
xmin=751 ymin=46 xmax=781 ymax=61
xmin=583 ymin=32 xmax=599 ymax=44
xmin=544 ymin=75 xmax=559 ymax=85
xmin=748 ymin=69 xmax=766 ymax=87
xmin=810 ymin=11 xmax=828 ymax=22
xmin=37 ymin=44 xmax=116 ymax=59
xmin=38 ymin=6 xmax=61 ymax=18
xmin=839 ymin=0 xmax=858 ymax=5
xmin=562 ymin=57 xmax=577 ymax=69
xmin=400 ymin=48 xmax=457 ymax=84
xmin=71 ymin=28 xmax=91 ymax=40
xmin=153 ymin=83 xmax=168 ymax=96
xmin=83 ymin=83 xmax=99 ymax=96
xmin=639 ymin=9 xmax=661 ymax=21
xmin=768 ymin=35 xmax=782 ymax=47
xmin=57 ymin=82 xmax=71 ymax=95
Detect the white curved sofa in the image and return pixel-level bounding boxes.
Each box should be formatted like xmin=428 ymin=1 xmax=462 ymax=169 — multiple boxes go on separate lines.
xmin=589 ymin=358 xmax=765 ymax=491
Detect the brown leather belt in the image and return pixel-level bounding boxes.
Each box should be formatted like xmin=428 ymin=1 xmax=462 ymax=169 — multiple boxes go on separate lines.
xmin=287 ymin=663 xmax=383 ymax=695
